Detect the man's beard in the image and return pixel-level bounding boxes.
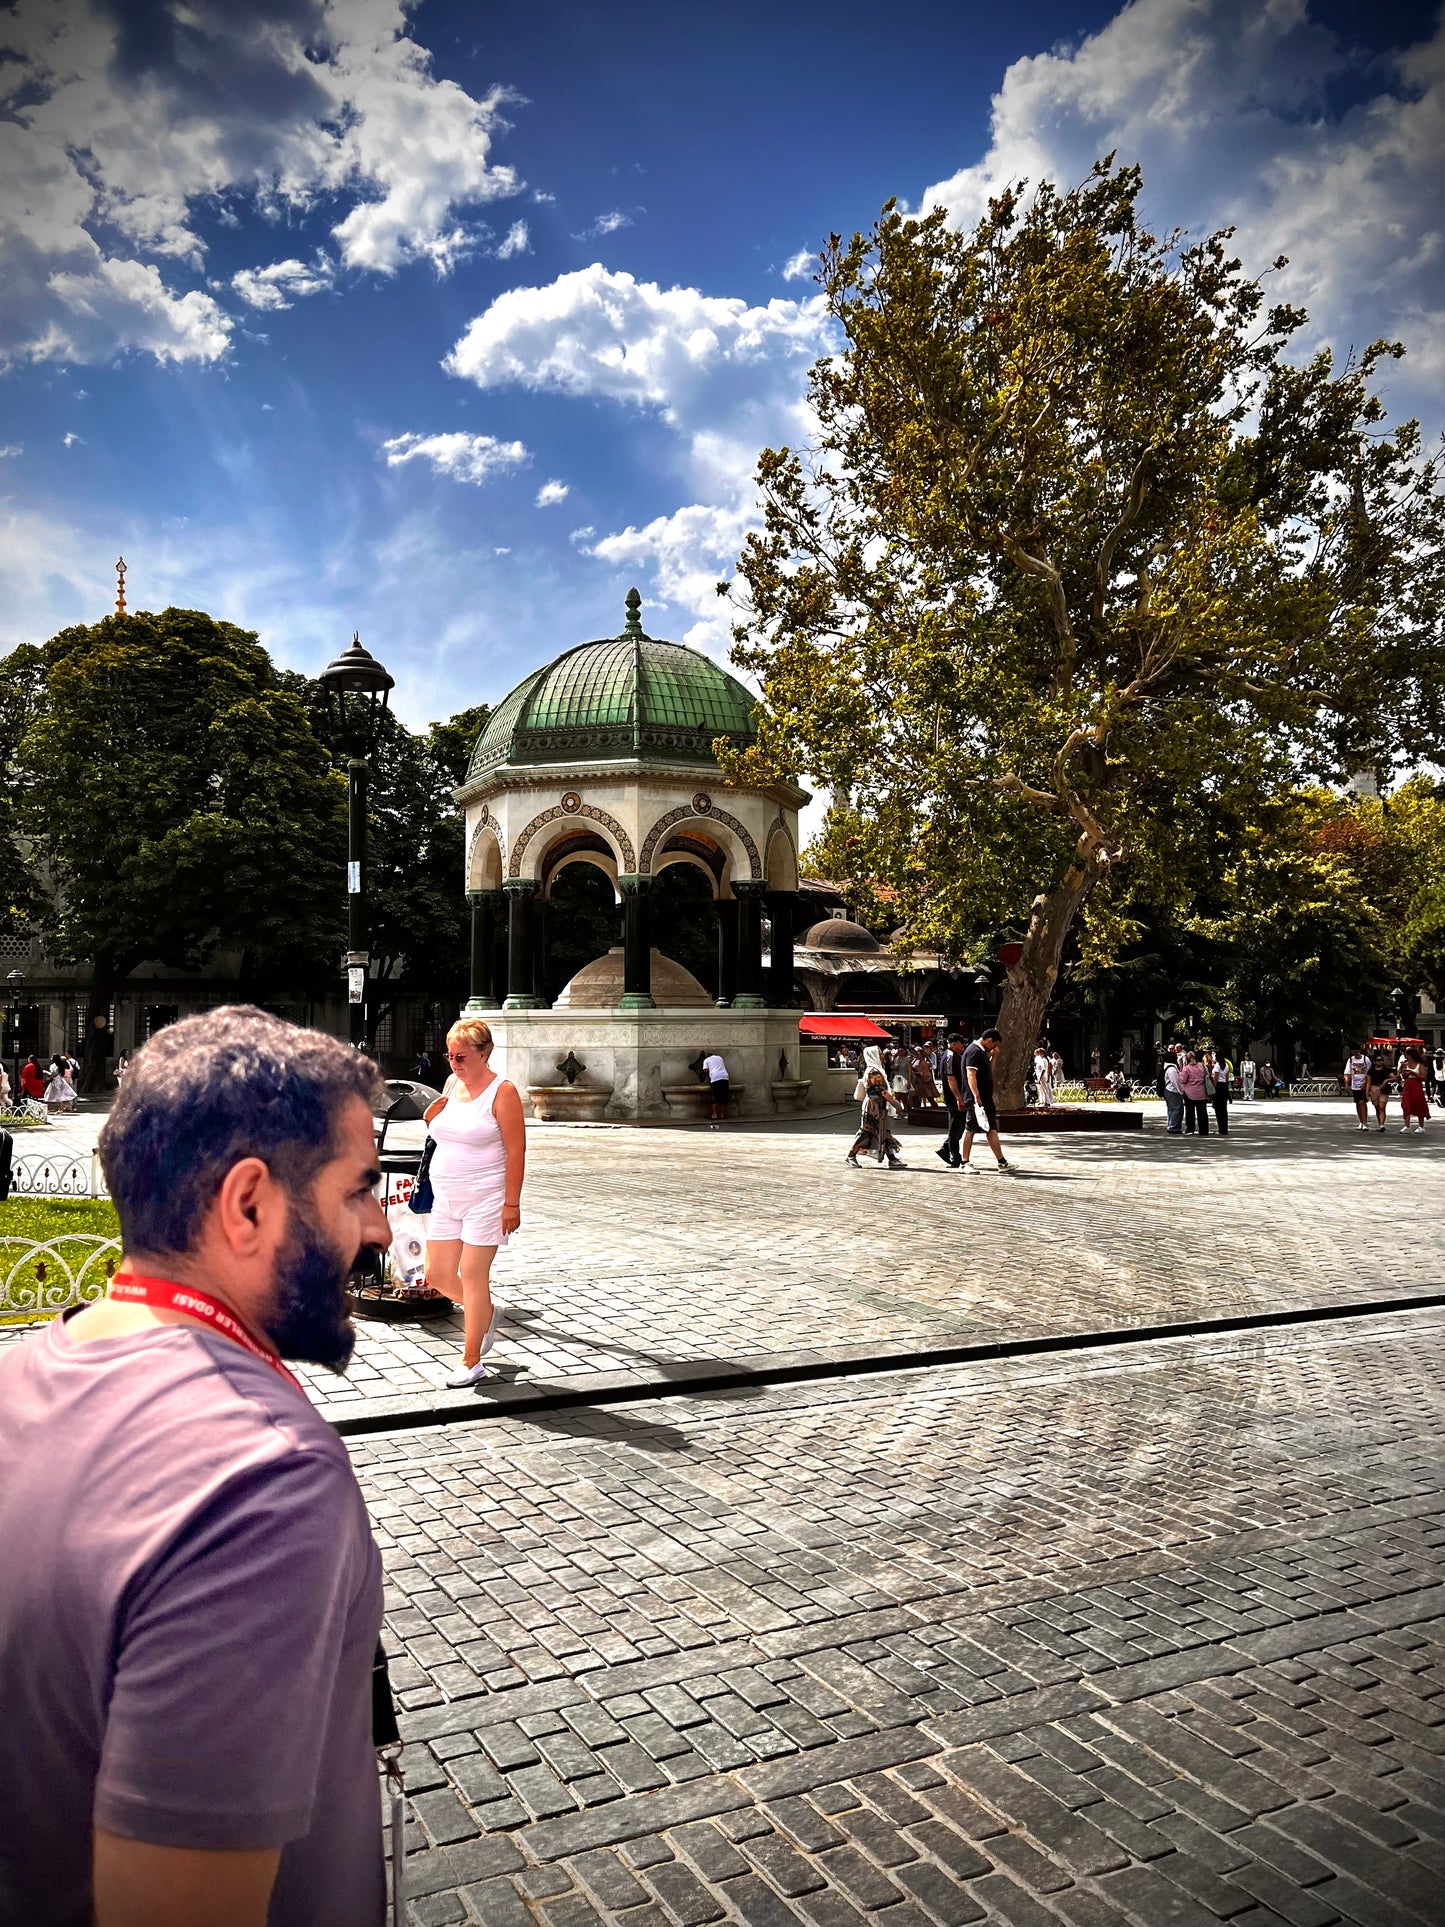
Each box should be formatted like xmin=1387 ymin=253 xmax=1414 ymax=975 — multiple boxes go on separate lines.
xmin=262 ymin=1205 xmax=357 ymax=1373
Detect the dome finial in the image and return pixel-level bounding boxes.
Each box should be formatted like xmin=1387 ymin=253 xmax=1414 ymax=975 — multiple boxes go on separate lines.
xmin=622 ymin=587 xmax=643 ymax=637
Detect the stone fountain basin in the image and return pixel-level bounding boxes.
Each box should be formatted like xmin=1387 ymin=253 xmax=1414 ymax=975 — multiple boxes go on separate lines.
xmin=528 ymin=1084 xmax=614 ymax=1122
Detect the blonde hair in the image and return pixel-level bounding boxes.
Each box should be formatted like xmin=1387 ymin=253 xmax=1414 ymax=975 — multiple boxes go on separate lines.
xmin=447 ymin=1016 xmax=494 ymax=1055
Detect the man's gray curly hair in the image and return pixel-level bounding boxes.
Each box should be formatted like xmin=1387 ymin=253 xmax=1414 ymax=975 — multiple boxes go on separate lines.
xmin=99 ymin=1006 xmax=383 ymax=1257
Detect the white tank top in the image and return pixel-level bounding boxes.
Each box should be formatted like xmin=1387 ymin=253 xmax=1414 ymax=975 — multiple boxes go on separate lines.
xmin=429 ymin=1077 xmax=509 ymax=1191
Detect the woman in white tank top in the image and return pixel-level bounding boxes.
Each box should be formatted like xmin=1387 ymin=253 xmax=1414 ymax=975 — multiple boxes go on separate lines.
xmin=423 ymin=1017 xmax=527 ymax=1388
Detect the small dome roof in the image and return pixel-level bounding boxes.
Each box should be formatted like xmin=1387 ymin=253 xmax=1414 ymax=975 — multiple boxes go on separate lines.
xmin=799 ymin=916 xmax=883 ymax=953
xmin=553 ymin=947 xmax=713 ymax=1010
xmin=468 ymin=589 xmax=756 ymax=780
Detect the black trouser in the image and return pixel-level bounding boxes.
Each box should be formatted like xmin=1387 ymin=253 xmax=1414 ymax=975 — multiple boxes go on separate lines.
xmin=940 ymin=1108 xmax=966 ymax=1163
xmin=1212 ymin=1089 xmax=1230 ymax=1134
xmin=1185 ymin=1098 xmax=1210 ymax=1135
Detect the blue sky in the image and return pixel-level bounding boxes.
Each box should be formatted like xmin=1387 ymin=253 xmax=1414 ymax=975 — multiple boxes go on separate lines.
xmin=2 ymin=0 xmax=1442 ymax=739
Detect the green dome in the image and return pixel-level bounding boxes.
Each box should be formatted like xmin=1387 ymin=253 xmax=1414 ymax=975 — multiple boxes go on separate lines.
xmin=467 ymin=591 xmax=757 ymax=780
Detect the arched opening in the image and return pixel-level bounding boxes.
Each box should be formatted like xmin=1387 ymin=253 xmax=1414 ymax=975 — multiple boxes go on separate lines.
xmin=540 ymin=861 xmax=621 ymax=1005
xmin=651 ymin=861 xmax=719 ymax=998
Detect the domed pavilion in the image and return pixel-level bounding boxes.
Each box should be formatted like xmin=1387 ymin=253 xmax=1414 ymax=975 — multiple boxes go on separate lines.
xmin=454 ymin=591 xmax=812 ymax=1118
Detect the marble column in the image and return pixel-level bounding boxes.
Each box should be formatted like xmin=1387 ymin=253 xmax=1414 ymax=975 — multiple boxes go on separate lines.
xmin=502 ymin=879 xmax=543 ymax=1010
xmin=465 ymin=889 xmax=504 ymax=1011
xmin=764 ymin=890 xmax=797 ymax=1008
xmin=714 ymin=896 xmax=739 ymax=1007
xmin=733 ymin=880 xmax=767 ymax=1010
xmin=617 ymin=875 xmax=655 ymax=1009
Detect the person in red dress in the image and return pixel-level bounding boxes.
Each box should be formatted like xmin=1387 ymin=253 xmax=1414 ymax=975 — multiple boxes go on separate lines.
xmin=1399 ymin=1049 xmax=1430 ymax=1135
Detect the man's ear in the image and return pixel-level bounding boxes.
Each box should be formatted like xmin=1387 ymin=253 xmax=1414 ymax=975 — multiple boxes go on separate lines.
xmin=213 ymin=1157 xmax=287 ymax=1258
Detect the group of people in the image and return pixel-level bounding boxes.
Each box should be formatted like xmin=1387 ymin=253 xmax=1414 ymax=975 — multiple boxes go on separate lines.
xmin=841 ymin=1031 xmax=1012 ymax=1174
xmin=0 ymin=1050 xmax=81 ymax=1113
xmin=1342 ymin=1042 xmax=1433 ymax=1134
xmin=1158 ymin=1044 xmax=1238 ymax=1136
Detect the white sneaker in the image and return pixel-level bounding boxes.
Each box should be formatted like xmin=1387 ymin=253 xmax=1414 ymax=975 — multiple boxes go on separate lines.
xmin=444 ymin=1359 xmax=489 ymax=1388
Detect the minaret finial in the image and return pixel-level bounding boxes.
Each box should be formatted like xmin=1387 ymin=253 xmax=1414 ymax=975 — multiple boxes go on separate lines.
xmin=115 ymin=556 xmax=127 ymax=617
xmin=622 ymin=587 xmax=643 ymax=638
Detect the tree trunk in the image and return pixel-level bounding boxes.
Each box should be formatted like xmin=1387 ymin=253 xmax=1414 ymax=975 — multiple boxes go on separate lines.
xmin=994 ymin=861 xmax=1097 ymax=1109
xmin=79 ymin=954 xmax=118 ymax=1096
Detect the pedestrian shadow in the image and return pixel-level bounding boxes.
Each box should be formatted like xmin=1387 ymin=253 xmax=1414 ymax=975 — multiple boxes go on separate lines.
xmin=504 ymin=1403 xmax=693 ymax=1452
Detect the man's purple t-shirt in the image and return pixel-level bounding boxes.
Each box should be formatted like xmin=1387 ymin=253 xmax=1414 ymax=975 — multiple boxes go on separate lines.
xmin=0 ymin=1313 xmax=385 ymax=1927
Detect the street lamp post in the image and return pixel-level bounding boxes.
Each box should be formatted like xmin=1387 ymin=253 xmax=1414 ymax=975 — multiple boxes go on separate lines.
xmin=5 ymin=969 xmax=23 ymax=1099
xmin=318 ymin=635 xmax=394 ymax=1050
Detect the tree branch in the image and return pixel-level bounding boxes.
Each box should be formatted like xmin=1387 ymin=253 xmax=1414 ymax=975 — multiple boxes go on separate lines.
xmin=1002 ymin=538 xmax=1077 ymax=674
xmin=992 ymin=771 xmax=1064 ymax=812
xmin=1092 ymin=451 xmax=1154 ymax=626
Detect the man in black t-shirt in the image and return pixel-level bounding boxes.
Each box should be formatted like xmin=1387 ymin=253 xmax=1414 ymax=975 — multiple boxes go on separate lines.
xmin=936 ymin=1034 xmax=969 ymax=1167
xmin=960 ymin=1028 xmax=1010 ymax=1173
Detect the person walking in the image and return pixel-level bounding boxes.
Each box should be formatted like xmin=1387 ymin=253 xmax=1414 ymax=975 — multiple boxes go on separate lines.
xmin=1432 ymin=1046 xmax=1445 ymax=1101
xmin=1179 ymin=1050 xmax=1209 ymax=1135
xmin=1205 ymin=1050 xmax=1230 ymax=1136
xmin=959 ymin=1027 xmax=1011 ymax=1173
xmin=702 ymin=1048 xmax=731 ymax=1124
xmin=43 ymin=1058 xmax=77 ymax=1113
xmin=1400 ymin=1048 xmax=1430 ymax=1134
xmin=1162 ymin=1048 xmax=1184 ymax=1134
xmin=936 ymin=1033 xmax=968 ymax=1167
xmin=20 ymin=1055 xmax=45 ymax=1102
xmin=424 ymin=1017 xmax=526 ymax=1389
xmin=0 ymin=1007 xmax=393 ymax=1927
xmin=846 ymin=1068 xmax=907 ymax=1169
xmin=1343 ymin=1044 xmax=1373 ymax=1130
xmin=1366 ymin=1055 xmax=1393 ymax=1133
xmin=1240 ymin=1051 xmax=1256 ymax=1100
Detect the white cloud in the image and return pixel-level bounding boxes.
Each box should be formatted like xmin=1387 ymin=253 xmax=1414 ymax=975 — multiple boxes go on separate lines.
xmin=920 ymin=0 xmax=1445 ymax=421
xmin=61 ymin=432 xmax=82 ymax=447
xmin=0 ymin=0 xmax=523 ymax=367
xmin=535 ymin=479 xmax=569 ymax=506
xmin=231 ymin=258 xmax=335 ymax=312
xmin=445 ymin=264 xmax=829 ymax=421
xmin=495 ymin=220 xmax=530 ymax=260
xmin=381 ymin=430 xmax=529 ymax=485
xmin=444 ymin=262 xmax=833 ymax=649
xmin=0 ymin=445 xmax=22 ymax=459
xmin=591 ymin=210 xmax=632 ymax=236
xmin=780 ymin=248 xmax=814 ymax=281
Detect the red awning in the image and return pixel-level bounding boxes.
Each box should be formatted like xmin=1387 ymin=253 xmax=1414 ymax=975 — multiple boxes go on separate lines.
xmin=799 ymin=1014 xmax=892 ymax=1040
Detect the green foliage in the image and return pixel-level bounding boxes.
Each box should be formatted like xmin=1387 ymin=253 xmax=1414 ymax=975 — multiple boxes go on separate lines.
xmin=295 ymin=688 xmax=489 ymax=1037
xmin=15 ymin=608 xmax=345 ymax=984
xmin=724 ymin=160 xmax=1445 ymax=1096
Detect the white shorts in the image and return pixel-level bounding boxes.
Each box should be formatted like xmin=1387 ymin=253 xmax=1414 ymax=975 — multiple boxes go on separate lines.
xmin=427 ymin=1184 xmax=509 ymax=1249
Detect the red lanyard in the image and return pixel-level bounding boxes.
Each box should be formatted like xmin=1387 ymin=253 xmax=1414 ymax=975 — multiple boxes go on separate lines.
xmin=108 ymin=1272 xmax=303 ymax=1392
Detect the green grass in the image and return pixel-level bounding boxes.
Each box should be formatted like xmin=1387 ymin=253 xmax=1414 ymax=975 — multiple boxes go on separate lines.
xmin=0 ymin=1197 xmax=121 ymax=1323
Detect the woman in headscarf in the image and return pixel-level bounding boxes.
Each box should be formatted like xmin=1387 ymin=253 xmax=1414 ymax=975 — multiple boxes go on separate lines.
xmin=846 ymin=1067 xmax=907 ymax=1169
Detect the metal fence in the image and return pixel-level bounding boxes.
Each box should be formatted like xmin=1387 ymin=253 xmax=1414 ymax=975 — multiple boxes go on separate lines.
xmin=1 ymin=1234 xmax=120 ymax=1322
xmin=2 ymin=1149 xmax=110 ymax=1198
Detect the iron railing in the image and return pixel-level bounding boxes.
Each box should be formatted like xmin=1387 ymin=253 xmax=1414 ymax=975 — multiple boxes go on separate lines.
xmin=2 ymin=1150 xmax=110 ymax=1198
xmin=1 ymin=1233 xmax=119 ymax=1322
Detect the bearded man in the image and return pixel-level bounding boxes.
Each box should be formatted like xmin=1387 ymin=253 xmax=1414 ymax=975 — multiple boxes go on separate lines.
xmin=0 ymin=1006 xmax=391 ymax=1927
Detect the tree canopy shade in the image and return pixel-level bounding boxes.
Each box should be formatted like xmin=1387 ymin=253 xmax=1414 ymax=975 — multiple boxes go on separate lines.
xmin=721 ymin=161 xmax=1445 ymax=1105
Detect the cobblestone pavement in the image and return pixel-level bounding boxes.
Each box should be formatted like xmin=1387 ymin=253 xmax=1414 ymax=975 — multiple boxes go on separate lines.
xmin=305 ymin=1101 xmax=1444 ymax=1420
xmin=356 ymin=1303 xmax=1445 ymax=1925
xmin=7 ymin=1102 xmax=1444 ymax=1419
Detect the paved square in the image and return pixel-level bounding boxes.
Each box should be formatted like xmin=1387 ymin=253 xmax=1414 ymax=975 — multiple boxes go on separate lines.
xmin=355 ymin=1304 xmax=1445 ymax=1925
xmin=303 ymin=1100 xmax=1445 ymax=1422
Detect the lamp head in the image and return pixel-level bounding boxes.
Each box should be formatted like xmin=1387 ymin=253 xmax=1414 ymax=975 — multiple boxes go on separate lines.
xmin=319 ymin=633 xmax=394 ymax=753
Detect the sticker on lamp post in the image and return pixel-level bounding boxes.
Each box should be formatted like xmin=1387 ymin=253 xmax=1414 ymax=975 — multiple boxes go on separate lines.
xmin=347 ymin=861 xmax=361 ymax=894
xmin=348 ymin=966 xmax=366 ymax=1005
